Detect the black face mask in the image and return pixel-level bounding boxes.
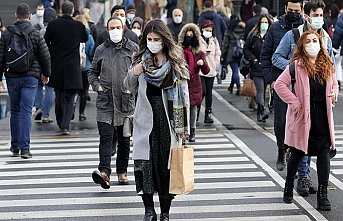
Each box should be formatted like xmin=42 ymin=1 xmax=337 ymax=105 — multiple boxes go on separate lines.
xmin=183 ymin=36 xmax=198 ymax=48
xmin=286 ymin=11 xmax=301 ymax=23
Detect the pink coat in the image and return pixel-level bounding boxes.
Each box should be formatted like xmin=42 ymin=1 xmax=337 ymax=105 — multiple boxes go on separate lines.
xmin=274 ymin=60 xmax=339 ymax=154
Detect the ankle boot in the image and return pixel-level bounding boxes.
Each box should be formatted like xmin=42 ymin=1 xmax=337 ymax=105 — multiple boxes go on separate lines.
xmin=204 ymin=109 xmax=214 ymax=123
xmin=276 ymin=148 xmax=287 ymax=171
xmin=160 ymin=212 xmax=169 ymax=221
xmin=261 ymin=105 xmax=269 ymax=121
xmin=144 ymin=207 xmax=157 ymax=221
xmin=236 ymin=86 xmax=241 ymax=95
xmin=317 ymin=183 xmax=331 ymax=211
xmin=189 ymin=128 xmax=195 ymax=142
xmin=79 ymin=113 xmax=87 ymax=121
xmin=283 ymin=179 xmax=294 ymax=204
xmin=196 ymin=106 xmax=200 ymax=122
xmin=257 ymin=105 xmax=263 ymax=122
xmin=228 ymin=85 xmax=233 ymax=94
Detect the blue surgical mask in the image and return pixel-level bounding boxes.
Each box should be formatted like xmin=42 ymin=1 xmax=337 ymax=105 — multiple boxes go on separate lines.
xmin=260 ymin=23 xmax=269 ymax=31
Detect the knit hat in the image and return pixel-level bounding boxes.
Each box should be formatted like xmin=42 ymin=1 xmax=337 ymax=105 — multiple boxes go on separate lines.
xmin=126 ymin=5 xmax=136 ymax=13
xmin=200 ymin=20 xmax=214 ymax=29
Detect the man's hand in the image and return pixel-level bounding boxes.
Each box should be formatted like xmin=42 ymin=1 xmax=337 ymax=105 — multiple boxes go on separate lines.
xmin=41 ymin=76 xmax=49 ymax=84
xmin=98 ymin=85 xmax=103 ymax=92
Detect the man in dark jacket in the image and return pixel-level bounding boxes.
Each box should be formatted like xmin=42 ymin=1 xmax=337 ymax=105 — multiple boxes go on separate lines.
xmin=92 ymin=5 xmax=139 ymax=58
xmin=332 ymin=8 xmax=343 ymax=90
xmin=244 ymin=4 xmax=262 ymax=40
xmin=89 ymin=17 xmax=138 ymax=188
xmin=0 ymin=3 xmax=51 ymax=159
xmin=167 ymin=8 xmax=185 ymax=43
xmin=197 ymin=1 xmax=227 ymax=48
xmin=260 ymin=0 xmax=303 ymax=172
xmin=44 ymin=1 xmax=88 ymax=135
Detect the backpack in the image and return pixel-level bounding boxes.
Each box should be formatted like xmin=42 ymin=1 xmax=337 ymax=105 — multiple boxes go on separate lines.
xmin=232 ymin=38 xmax=245 ymax=59
xmin=5 ymin=25 xmax=34 ymax=73
xmin=79 ymin=42 xmax=86 ymax=69
xmin=36 ymin=23 xmax=47 ymax=36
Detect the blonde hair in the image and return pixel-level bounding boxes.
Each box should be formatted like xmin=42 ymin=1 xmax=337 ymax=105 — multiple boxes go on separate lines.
xmin=81 ymin=8 xmax=91 ymax=21
xmin=74 ymin=15 xmax=89 ymax=29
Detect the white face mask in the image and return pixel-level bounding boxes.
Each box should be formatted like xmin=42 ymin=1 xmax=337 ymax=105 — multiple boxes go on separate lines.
xmin=36 ymin=10 xmax=44 ymax=17
xmin=305 ymin=42 xmax=321 ymax=57
xmin=173 ymin=16 xmax=182 ymax=24
xmin=109 ymin=29 xmax=123 ymax=43
xmin=147 ymin=41 xmax=163 ymax=54
xmin=202 ymin=30 xmax=212 ymax=38
xmin=127 ymin=13 xmax=135 ymax=20
xmin=307 ymin=17 xmax=324 ymax=30
xmin=117 ymin=16 xmax=126 ymax=26
xmin=132 ymin=28 xmax=141 ymax=37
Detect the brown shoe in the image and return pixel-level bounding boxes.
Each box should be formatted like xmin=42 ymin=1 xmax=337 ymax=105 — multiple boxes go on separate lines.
xmin=117 ymin=173 xmax=129 ymax=185
xmin=92 ymin=170 xmax=110 ymax=189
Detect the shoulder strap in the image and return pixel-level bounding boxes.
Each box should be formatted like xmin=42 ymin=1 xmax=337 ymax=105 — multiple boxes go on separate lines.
xmin=289 ymin=61 xmax=296 ymax=93
xmin=292 ymin=28 xmax=300 ymax=43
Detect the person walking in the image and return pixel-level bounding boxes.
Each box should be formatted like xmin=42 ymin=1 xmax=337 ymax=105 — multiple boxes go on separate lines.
xmin=124 ymin=19 xmax=189 ymax=221
xmin=179 ymin=23 xmax=210 ymax=142
xmin=274 ymin=30 xmax=338 ymax=211
xmin=33 ymin=7 xmax=57 ymax=123
xmin=198 ymin=20 xmax=221 ymax=124
xmin=30 ymin=3 xmax=45 ymax=26
xmin=243 ymin=14 xmax=273 ymax=122
xmin=44 ymin=1 xmax=88 ymax=135
xmin=0 ymin=3 xmax=51 ymax=158
xmin=89 ymin=16 xmax=138 ymax=188
xmin=130 ymin=16 xmax=144 ymax=40
xmin=272 ymin=0 xmax=333 ymax=196
xmin=74 ymin=15 xmax=94 ymax=121
xmin=222 ymin=15 xmax=245 ymax=95
xmin=332 ymin=4 xmax=343 ymax=91
xmin=0 ymin=17 xmax=5 ymax=38
xmin=167 ymin=8 xmax=186 ymax=43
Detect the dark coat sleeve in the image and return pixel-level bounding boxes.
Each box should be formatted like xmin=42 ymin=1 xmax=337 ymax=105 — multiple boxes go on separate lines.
xmin=88 ymin=47 xmax=102 ymax=92
xmin=36 ymin=33 xmax=51 ymax=77
xmin=243 ymin=34 xmax=256 ymax=62
xmin=333 ymin=16 xmax=343 ymax=53
xmin=260 ymin=26 xmax=275 ymax=83
xmin=0 ymin=30 xmax=8 ymax=74
xmin=91 ymin=30 xmax=108 ymax=59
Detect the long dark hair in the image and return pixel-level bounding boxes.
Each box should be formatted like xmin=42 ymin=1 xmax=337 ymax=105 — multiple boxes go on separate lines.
xmin=132 ymin=19 xmax=188 ymax=78
xmin=249 ymin=14 xmax=273 ymax=37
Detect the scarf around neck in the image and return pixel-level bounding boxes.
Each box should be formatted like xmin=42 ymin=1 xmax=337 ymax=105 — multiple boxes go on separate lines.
xmin=142 ymin=50 xmax=188 ymax=138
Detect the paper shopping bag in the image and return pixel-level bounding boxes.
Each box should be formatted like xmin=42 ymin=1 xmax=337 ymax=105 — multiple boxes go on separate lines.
xmin=169 ymin=146 xmax=194 ymax=195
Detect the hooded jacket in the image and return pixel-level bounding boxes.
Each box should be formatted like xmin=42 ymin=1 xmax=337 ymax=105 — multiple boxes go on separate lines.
xmin=197 ymin=8 xmax=227 ymax=47
xmin=333 ymin=14 xmax=343 ymax=55
xmin=178 ymin=23 xmax=210 ymax=106
xmin=222 ymin=21 xmax=245 ymax=63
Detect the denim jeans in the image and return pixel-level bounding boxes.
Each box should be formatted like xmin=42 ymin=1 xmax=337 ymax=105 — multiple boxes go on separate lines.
xmin=97 ymin=122 xmax=130 ymax=176
xmin=274 ymin=91 xmax=310 ymax=177
xmin=229 ymin=62 xmax=240 ymax=87
xmin=35 ymin=79 xmax=54 ymax=118
xmin=7 ymin=76 xmax=38 ymax=150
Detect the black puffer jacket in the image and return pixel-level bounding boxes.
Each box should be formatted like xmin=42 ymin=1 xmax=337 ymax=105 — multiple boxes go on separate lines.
xmin=243 ymin=32 xmax=264 ymax=77
xmin=0 ymin=20 xmax=51 ymax=79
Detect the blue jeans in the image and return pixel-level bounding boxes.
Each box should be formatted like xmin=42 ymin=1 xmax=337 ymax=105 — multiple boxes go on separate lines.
xmin=229 ymin=62 xmax=240 ymax=87
xmin=298 ymin=156 xmax=311 ymax=177
xmin=7 ymin=76 xmax=38 ymax=150
xmin=35 ymin=79 xmax=54 ymax=118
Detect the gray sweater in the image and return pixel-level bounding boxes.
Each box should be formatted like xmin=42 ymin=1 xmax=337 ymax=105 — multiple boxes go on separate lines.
xmin=124 ymin=68 xmax=190 ymax=167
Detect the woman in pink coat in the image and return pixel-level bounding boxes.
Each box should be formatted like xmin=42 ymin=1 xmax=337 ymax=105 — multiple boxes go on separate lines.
xmin=274 ymin=30 xmax=338 ymax=211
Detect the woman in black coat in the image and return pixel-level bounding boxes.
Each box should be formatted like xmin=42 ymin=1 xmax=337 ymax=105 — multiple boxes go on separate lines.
xmin=243 ymin=14 xmax=273 ymax=122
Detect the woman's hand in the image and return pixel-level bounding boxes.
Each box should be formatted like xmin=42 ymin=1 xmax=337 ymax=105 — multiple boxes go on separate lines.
xmin=328 ymin=92 xmax=336 ymax=107
xmin=197 ymin=59 xmax=204 ymax=66
xmin=293 ymin=105 xmax=302 ymax=117
xmin=98 ymin=85 xmax=103 ymax=92
xmin=133 ymin=63 xmax=143 ymax=76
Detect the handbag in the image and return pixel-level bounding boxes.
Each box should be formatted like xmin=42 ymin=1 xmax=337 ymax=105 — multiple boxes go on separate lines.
xmin=123 ymin=115 xmax=133 ymax=137
xmin=169 ymin=145 xmax=194 ymax=195
xmin=240 ymin=78 xmax=256 ymax=97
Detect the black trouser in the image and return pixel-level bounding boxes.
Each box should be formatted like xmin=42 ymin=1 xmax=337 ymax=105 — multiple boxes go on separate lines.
xmin=97 ymin=122 xmax=130 ymax=176
xmin=286 ymin=147 xmax=330 ymax=184
xmin=79 ymin=71 xmax=89 ymax=115
xmin=54 ymin=88 xmax=77 ymax=131
xmin=199 ymin=76 xmax=215 ymax=110
xmin=273 ymin=91 xmax=288 ymax=151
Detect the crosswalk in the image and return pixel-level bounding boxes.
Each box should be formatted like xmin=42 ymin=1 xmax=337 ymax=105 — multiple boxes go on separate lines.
xmin=0 ymin=125 xmax=342 ymax=220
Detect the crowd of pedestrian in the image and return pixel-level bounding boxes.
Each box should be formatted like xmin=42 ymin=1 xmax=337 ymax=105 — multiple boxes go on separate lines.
xmin=0 ymin=0 xmax=342 ymax=219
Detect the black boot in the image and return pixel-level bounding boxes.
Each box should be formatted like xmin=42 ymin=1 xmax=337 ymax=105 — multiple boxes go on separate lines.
xmin=257 ymin=105 xmax=263 ymax=122
xmin=204 ymin=109 xmax=214 ymax=123
xmin=261 ymin=105 xmax=269 ymax=121
xmin=196 ymin=106 xmax=200 ymax=122
xmin=276 ymin=148 xmax=287 ymax=171
xmin=144 ymin=207 xmax=157 ymax=221
xmin=159 ymin=197 xmax=171 ymax=221
xmin=317 ymin=183 xmax=331 ymax=211
xmin=236 ymin=86 xmax=241 ymax=95
xmin=79 ymin=112 xmax=87 ymax=121
xmin=228 ymin=85 xmax=233 ymax=94
xmin=189 ymin=128 xmax=195 ymax=142
xmin=283 ymin=179 xmax=294 ymax=204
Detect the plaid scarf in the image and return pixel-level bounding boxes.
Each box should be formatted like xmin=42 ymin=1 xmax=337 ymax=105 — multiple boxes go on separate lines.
xmin=142 ymin=51 xmax=188 ymax=138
